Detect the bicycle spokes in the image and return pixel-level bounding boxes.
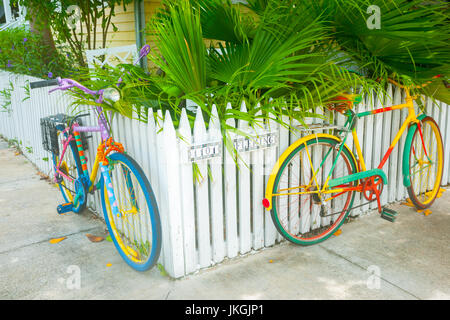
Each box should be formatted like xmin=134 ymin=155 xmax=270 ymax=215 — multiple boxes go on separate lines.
xmin=272 ymin=140 xmax=356 ymax=241
xmin=408 ymin=118 xmax=443 ymax=207
xmin=105 ymin=160 xmax=153 ymax=264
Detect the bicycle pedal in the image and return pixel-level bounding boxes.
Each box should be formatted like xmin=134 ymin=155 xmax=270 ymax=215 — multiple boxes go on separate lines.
xmin=57 ymin=202 xmax=74 ymax=214
xmin=381 ymin=207 xmax=397 ymax=222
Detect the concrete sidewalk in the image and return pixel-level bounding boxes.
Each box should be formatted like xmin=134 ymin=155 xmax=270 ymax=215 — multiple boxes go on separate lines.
xmin=0 ymin=138 xmax=449 ymax=300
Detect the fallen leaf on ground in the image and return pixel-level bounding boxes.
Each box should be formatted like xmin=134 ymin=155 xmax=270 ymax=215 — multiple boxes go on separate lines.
xmin=86 ymin=234 xmax=104 ymax=242
xmin=401 ymin=198 xmax=415 ymax=207
xmin=105 ymin=235 xmax=113 ymax=242
xmin=334 ymin=229 xmax=342 ymax=236
xmin=36 ymin=172 xmax=49 ymax=180
xmin=49 ymin=237 xmax=67 ymax=244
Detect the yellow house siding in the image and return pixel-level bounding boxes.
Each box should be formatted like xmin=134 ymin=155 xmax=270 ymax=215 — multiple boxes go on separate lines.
xmin=144 ymin=0 xmax=162 ymax=46
xmin=96 ymin=2 xmax=137 ymax=48
xmin=73 ymin=1 xmax=137 ymax=50
xmin=92 ymin=0 xmax=163 ymax=49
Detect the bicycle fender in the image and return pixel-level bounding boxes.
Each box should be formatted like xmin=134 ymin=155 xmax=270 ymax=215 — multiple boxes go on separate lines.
xmin=402 ymin=114 xmax=428 ymax=188
xmin=263 ymin=133 xmax=355 ymax=211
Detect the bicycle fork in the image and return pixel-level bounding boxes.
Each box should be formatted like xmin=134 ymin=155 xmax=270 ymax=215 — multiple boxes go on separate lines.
xmin=100 ymin=164 xmax=121 ymax=218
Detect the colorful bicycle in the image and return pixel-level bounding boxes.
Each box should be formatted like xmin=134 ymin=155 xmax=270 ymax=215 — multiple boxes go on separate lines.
xmin=263 ymin=78 xmax=444 ymax=245
xmin=30 ymin=46 xmax=162 ymax=271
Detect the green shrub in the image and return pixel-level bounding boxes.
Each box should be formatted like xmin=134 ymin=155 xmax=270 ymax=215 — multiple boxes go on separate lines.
xmin=0 ymin=26 xmax=73 ymax=78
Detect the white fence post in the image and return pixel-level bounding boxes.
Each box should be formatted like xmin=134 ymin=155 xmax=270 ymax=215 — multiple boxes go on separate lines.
xmin=193 ymin=105 xmax=212 ymax=269
xmin=237 ymin=101 xmax=252 ymax=254
xmin=177 ymin=108 xmax=197 ymax=274
xmin=251 ymin=107 xmax=265 ymax=250
xmin=209 ymin=104 xmax=226 ymax=263
xmin=223 ymin=103 xmax=239 ymax=258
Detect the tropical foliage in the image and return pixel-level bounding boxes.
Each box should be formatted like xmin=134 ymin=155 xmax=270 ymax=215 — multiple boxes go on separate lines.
xmin=303 ymin=0 xmax=450 ymax=102
xmin=67 ymin=0 xmax=450 ymax=130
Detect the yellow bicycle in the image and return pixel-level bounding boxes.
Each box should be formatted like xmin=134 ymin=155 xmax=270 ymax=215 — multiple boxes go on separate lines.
xmin=263 ymin=78 xmax=444 ymax=245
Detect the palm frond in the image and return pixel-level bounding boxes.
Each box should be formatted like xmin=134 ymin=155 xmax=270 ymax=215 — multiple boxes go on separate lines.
xmin=149 ymin=0 xmax=207 ymax=95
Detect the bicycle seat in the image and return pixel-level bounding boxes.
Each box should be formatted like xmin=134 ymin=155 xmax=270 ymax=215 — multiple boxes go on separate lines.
xmin=326 ymin=94 xmax=362 ymax=113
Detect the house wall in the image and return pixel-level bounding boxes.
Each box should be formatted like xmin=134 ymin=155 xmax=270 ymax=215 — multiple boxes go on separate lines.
xmin=92 ymin=1 xmax=137 ymax=49
xmin=96 ymin=0 xmax=162 ymax=49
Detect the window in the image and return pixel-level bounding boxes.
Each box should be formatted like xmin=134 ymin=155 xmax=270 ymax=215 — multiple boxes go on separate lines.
xmin=10 ymin=1 xmax=20 ymax=20
xmin=0 ymin=1 xmax=8 ymax=25
xmin=0 ymin=0 xmax=26 ymax=28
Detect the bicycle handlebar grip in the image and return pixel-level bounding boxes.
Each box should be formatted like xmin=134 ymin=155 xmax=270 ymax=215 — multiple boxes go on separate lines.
xmin=30 ymin=79 xmax=59 ymax=89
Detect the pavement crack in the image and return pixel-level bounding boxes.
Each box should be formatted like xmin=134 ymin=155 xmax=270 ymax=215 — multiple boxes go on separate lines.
xmin=319 ymin=244 xmax=422 ymax=300
xmin=0 ymin=226 xmax=102 ymax=256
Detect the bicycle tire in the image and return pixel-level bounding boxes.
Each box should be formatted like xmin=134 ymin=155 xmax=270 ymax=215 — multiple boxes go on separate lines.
xmin=406 ymin=116 xmax=444 ymax=209
xmin=100 ymin=152 xmax=162 ymax=271
xmin=270 ymin=136 xmax=358 ymax=245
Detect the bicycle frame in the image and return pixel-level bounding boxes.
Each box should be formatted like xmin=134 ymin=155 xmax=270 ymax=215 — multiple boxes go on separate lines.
xmin=54 ymin=104 xmax=110 ymax=194
xmin=51 ymin=45 xmax=152 ymax=214
xmin=353 ymin=89 xmax=420 ymax=173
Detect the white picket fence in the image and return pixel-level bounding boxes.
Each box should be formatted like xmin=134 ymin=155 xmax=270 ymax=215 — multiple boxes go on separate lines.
xmin=1 ymin=70 xmax=449 ymax=278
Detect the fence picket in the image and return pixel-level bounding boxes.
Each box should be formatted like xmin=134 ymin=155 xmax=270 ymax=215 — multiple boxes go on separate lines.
xmin=162 ymin=111 xmax=185 ymax=277
xmin=264 ymin=114 xmax=279 ymax=246
xmin=178 ymin=108 xmax=197 ymax=273
xmin=381 ymin=85 xmax=393 ymax=206
xmin=223 ymin=103 xmax=239 ymax=258
xmin=388 ymin=86 xmax=402 ymax=203
xmin=209 ymin=105 xmax=226 ymax=262
xmin=251 ymin=107 xmax=265 ymax=250
xmin=193 ymin=106 xmax=212 ymax=268
xmin=155 ymin=109 xmax=168 ymax=270
xmin=237 ymin=101 xmax=252 ymax=254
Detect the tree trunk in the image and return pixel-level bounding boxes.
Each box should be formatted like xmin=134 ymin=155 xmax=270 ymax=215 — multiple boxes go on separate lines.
xmin=27 ymin=4 xmax=57 ymax=61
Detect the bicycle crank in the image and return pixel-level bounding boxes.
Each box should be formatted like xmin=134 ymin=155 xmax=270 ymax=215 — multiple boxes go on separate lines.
xmin=362 ymin=175 xmax=384 ymax=212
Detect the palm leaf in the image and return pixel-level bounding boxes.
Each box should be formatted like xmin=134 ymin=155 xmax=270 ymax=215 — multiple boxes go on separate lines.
xmin=149 ymin=0 xmax=207 ymax=95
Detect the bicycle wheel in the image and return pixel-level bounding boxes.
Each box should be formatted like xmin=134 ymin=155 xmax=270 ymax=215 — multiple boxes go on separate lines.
xmin=100 ymin=152 xmax=162 ymax=271
xmin=270 ymin=136 xmax=358 ymax=245
xmin=52 ymin=127 xmax=86 ymax=213
xmin=407 ymin=116 xmax=444 ymax=209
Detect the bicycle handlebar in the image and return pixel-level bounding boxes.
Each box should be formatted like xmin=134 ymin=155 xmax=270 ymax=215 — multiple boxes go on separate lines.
xmin=387 ymin=75 xmax=442 ymax=91
xmin=30 ymin=79 xmax=59 ymax=89
xmin=49 ymin=78 xmax=101 ymax=96
xmin=30 ymin=45 xmax=152 ymax=101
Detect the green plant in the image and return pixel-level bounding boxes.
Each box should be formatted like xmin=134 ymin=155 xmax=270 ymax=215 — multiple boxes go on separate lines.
xmin=303 ymin=0 xmax=450 ymax=102
xmin=22 ymin=80 xmax=30 ymax=102
xmin=0 ymin=26 xmax=72 ymax=78
xmin=144 ymin=0 xmax=371 ymax=128
xmin=0 ymin=81 xmax=14 ymax=112
xmin=14 ymin=0 xmax=134 ymax=68
xmin=69 ymin=0 xmax=449 ymax=136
